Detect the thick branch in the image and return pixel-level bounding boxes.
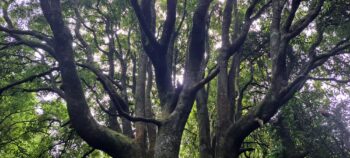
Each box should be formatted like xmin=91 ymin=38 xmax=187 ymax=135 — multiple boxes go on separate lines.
xmin=0 ymin=33 xmax=55 ymax=58
xmin=0 ymin=41 xmax=23 ymax=50
xmin=19 ymin=39 xmax=56 ymax=58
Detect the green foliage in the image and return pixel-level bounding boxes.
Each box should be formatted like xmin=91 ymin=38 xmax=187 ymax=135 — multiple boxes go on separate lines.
xmin=180 ymin=104 xmax=200 ymax=158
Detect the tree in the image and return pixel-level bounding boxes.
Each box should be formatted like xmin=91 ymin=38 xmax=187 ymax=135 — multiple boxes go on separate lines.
xmin=0 ymin=0 xmax=349 ymax=157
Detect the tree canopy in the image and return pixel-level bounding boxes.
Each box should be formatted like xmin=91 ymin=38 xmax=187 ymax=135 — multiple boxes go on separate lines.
xmin=0 ymin=0 xmax=350 ymax=158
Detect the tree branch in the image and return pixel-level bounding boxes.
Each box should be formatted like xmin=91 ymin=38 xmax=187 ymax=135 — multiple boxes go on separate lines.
xmin=72 ymin=2 xmax=94 ymax=63
xmin=0 ymin=109 xmax=32 ymax=125
xmin=78 ymin=63 xmax=162 ymax=126
xmin=81 ymin=79 xmax=118 ymax=117
xmin=0 ymin=41 xmax=23 ymax=50
xmin=222 ymin=0 xmax=234 ymax=47
xmin=190 ymin=66 xmax=219 ymax=92
xmin=20 ymin=87 xmax=65 ymax=99
xmin=308 ymin=77 xmax=350 ymax=84
xmin=250 ymin=0 xmax=272 ymax=21
xmin=82 ymin=148 xmax=95 ymax=158
xmin=130 ymin=0 xmax=159 ymax=46
xmin=244 ymin=0 xmax=260 ymax=21
xmin=160 ymin=0 xmax=177 ymax=45
xmin=282 ymin=0 xmax=302 ymax=32
xmin=0 ymin=26 xmax=52 ymax=43
xmin=286 ymin=0 xmax=325 ymax=40
xmin=225 ymin=0 xmax=271 ymax=59
xmin=0 ymin=67 xmax=59 ymax=95
xmin=174 ymin=0 xmax=187 ymax=37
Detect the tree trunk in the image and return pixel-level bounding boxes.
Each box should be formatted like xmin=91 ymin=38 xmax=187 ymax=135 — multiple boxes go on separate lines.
xmin=154 ymin=122 xmax=183 ymax=158
xmin=107 ymin=42 xmax=122 ymax=133
xmin=120 ymin=60 xmax=134 ymax=138
xmin=135 ymin=52 xmax=148 ymax=156
xmin=154 ymin=89 xmax=198 ymax=158
xmin=146 ymin=63 xmax=157 ymax=158
xmin=215 ymin=55 xmax=232 ymax=158
xmin=196 ymin=88 xmax=213 ymax=158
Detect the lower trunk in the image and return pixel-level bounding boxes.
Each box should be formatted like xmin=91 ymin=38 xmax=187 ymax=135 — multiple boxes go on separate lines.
xmin=154 ymin=89 xmax=197 ymax=158
xmin=146 ymin=63 xmax=157 ymax=158
xmin=215 ymin=57 xmax=232 ymax=157
xmin=146 ymin=114 xmax=157 ymax=158
xmin=154 ymin=124 xmax=182 ymax=158
xmin=196 ymin=89 xmax=213 ymax=158
xmin=215 ymin=135 xmax=242 ymax=158
xmin=219 ymin=113 xmax=260 ymax=158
